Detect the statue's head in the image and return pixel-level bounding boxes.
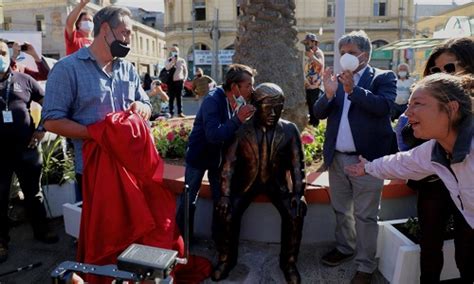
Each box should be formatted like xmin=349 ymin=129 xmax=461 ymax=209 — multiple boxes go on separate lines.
xmin=253 ymin=83 xmax=285 ymax=127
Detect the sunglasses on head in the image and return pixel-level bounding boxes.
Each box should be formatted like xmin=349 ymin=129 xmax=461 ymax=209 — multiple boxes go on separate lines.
xmin=429 ymin=62 xmax=456 ymax=74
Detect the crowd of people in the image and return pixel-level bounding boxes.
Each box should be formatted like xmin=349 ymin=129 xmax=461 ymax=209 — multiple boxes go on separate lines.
xmin=0 ymin=1 xmax=472 ymax=284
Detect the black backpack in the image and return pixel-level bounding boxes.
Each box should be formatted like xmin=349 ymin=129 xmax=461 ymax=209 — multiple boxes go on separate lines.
xmin=158 ymin=66 xmax=176 ymax=85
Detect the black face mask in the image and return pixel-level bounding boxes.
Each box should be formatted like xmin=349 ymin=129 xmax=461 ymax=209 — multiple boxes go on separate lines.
xmin=106 ymin=25 xmax=130 ymax=58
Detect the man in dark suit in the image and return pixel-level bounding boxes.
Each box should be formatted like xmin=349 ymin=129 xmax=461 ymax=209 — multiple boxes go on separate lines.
xmin=213 ymin=83 xmax=307 ymax=284
xmin=313 ymin=30 xmax=396 ymax=284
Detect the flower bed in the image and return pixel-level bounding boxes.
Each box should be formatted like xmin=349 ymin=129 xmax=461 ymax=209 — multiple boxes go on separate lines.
xmin=151 ymin=118 xmax=192 ymax=159
xmin=151 ymin=118 xmax=326 ymax=169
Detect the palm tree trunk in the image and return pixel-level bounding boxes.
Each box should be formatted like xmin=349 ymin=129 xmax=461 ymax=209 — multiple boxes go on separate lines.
xmin=233 ymin=0 xmax=307 ymax=130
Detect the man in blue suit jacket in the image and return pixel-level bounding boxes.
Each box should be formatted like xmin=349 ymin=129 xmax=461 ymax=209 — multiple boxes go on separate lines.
xmin=313 ymin=30 xmax=396 ymax=284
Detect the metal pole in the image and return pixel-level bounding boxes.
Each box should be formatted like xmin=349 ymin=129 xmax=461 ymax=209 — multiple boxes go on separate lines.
xmin=397 ymin=0 xmax=405 ymax=66
xmin=334 ymin=0 xmax=345 ymax=74
xmin=412 ymin=2 xmax=418 ymax=73
xmin=211 ymin=8 xmax=219 ymax=80
xmin=184 ymin=184 xmax=190 ymax=261
xmin=191 ymin=1 xmax=196 ymax=75
xmin=399 ymin=0 xmax=404 ymax=40
xmin=413 ymin=2 xmax=418 ymax=38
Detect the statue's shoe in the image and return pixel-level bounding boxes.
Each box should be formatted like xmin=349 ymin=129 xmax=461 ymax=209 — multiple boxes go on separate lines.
xmin=211 ymin=261 xmax=236 ymax=282
xmin=282 ymin=264 xmax=301 ymax=284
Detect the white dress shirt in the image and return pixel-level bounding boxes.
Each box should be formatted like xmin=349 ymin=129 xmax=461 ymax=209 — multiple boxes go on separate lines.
xmin=335 ymin=66 xmax=367 ymax=153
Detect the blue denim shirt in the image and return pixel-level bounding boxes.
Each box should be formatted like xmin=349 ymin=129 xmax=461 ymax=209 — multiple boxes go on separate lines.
xmin=42 ymin=47 xmax=151 ymax=174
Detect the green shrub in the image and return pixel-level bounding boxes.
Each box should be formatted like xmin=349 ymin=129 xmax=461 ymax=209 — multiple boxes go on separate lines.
xmin=41 ymin=136 xmax=75 ymax=185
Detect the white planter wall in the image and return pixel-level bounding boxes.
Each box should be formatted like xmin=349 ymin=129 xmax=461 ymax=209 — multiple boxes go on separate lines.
xmin=42 ymin=182 xmax=76 ymax=218
xmin=377 ymin=219 xmax=459 ymax=284
xmin=63 ymin=202 xmax=82 ymax=238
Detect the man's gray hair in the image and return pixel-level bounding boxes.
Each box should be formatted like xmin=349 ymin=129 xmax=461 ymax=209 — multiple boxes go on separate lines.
xmin=338 ymin=30 xmax=372 ymax=58
xmin=93 ymin=6 xmax=132 ymax=37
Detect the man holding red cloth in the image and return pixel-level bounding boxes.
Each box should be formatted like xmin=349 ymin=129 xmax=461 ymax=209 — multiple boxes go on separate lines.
xmin=42 ymin=5 xmax=211 ymax=283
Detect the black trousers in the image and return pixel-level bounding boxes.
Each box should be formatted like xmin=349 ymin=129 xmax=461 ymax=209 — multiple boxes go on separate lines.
xmin=305 ymin=88 xmax=320 ymax=127
xmin=412 ymin=179 xmax=474 ymax=284
xmin=168 ymin=80 xmax=184 ymax=116
xmin=0 ymin=147 xmax=47 ymax=245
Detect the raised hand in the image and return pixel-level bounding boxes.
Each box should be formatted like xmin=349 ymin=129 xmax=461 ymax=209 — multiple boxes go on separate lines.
xmin=322 ymin=67 xmax=337 ymax=100
xmin=236 ymin=104 xmax=255 ymax=123
xmin=339 ymin=70 xmax=355 ymax=95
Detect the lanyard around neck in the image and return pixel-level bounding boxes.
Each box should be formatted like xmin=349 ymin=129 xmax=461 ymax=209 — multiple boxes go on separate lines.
xmin=226 ymin=97 xmax=234 ymax=119
xmin=2 ymin=74 xmax=13 ymax=111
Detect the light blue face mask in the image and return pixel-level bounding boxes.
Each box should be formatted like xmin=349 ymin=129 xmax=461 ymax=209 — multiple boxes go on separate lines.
xmin=232 ymin=95 xmax=247 ymax=112
xmin=0 ymin=56 xmax=11 ymax=73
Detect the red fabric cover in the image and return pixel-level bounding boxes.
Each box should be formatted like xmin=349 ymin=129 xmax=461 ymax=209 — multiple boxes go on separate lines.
xmin=78 ymin=112 xmax=211 ymax=283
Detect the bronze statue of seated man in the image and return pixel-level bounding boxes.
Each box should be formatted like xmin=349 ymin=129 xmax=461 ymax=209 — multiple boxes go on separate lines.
xmin=213 ymin=83 xmax=307 ymax=284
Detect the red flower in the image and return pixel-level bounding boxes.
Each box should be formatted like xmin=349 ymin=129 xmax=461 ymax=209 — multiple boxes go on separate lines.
xmin=166 ymin=131 xmax=175 ymax=142
xmin=301 ymin=133 xmax=314 ymax=145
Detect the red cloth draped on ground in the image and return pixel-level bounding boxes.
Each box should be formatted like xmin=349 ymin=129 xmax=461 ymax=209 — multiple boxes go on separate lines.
xmin=78 ymin=112 xmax=211 ymax=283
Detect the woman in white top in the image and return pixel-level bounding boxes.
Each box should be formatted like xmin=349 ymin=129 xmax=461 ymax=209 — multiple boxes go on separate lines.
xmin=391 ymin=63 xmax=415 ymax=121
xmin=347 ymin=73 xmax=474 ymax=283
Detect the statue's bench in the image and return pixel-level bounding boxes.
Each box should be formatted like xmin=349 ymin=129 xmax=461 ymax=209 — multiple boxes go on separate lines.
xmin=163 ymin=164 xmax=417 ymax=243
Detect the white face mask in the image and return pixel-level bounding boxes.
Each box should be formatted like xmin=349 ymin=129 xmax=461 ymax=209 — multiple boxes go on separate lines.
xmin=398 ymin=71 xmax=408 ymax=78
xmin=79 ymin=21 xmax=94 ymax=33
xmin=339 ymin=53 xmax=361 ymax=72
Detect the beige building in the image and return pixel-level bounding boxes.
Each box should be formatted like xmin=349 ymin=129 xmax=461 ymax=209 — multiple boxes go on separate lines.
xmin=416 ymin=2 xmax=474 ymax=38
xmin=2 ymin=0 xmax=167 ymax=76
xmin=164 ymin=0 xmax=415 ymax=79
xmin=414 ymin=2 xmax=473 ymax=75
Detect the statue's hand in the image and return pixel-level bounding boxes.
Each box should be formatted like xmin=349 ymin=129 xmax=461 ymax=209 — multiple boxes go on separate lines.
xmin=216 ymin=196 xmax=231 ymax=220
xmin=290 ymin=196 xmax=307 ymax=218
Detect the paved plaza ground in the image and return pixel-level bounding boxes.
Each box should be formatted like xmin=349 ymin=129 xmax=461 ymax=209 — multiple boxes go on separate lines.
xmin=0 ymin=216 xmax=391 ymax=284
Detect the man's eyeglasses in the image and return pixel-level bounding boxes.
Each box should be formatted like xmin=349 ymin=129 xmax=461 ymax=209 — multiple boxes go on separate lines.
xmin=429 ymin=62 xmax=456 ymax=74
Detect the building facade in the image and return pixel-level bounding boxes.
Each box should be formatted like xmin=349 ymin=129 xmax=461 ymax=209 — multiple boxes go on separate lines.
xmin=2 ymin=0 xmax=167 ymax=76
xmin=129 ymin=7 xmax=165 ymax=31
xmin=413 ymin=2 xmax=474 ymax=75
xmin=416 ymin=2 xmax=473 ymax=38
xmin=164 ymin=0 xmax=415 ymax=80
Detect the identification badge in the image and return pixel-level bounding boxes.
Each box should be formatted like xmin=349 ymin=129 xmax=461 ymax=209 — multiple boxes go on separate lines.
xmin=2 ymin=110 xmax=13 ymax=123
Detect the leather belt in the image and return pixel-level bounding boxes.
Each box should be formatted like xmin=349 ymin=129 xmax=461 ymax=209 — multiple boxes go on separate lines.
xmin=336 ymin=151 xmax=359 ymax=156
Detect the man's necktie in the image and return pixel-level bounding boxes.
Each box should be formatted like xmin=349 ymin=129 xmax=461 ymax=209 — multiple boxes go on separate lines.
xmin=259 ymin=128 xmax=269 ymax=183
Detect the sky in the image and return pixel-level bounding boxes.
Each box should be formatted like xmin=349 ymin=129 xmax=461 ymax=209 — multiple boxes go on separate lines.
xmin=114 ymin=0 xmax=472 ymax=12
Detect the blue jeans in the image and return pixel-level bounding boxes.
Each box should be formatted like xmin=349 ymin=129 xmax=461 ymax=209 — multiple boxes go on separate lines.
xmin=176 ymin=165 xmax=221 ymax=241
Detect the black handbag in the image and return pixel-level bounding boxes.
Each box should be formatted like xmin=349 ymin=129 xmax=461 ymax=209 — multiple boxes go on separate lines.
xmin=158 ymin=66 xmax=176 ymax=85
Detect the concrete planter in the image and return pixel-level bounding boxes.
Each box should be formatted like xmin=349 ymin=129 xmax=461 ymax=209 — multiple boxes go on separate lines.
xmin=377 ymin=219 xmax=459 ymax=284
xmin=62 ymin=202 xmax=82 ymax=238
xmin=42 ymin=181 xmax=76 ymax=218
